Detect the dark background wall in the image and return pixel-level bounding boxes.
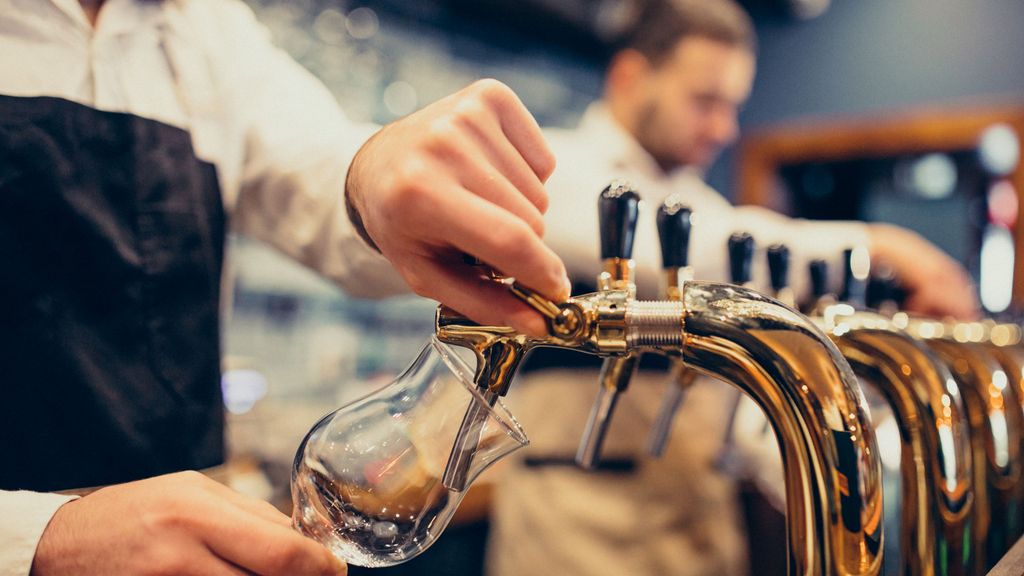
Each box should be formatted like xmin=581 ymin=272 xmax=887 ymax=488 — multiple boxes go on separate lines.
xmin=708 ymin=0 xmax=1024 ymax=197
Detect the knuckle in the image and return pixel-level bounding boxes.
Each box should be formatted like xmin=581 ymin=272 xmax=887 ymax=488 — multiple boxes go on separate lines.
xmin=170 ymin=470 xmax=206 ymax=485
xmin=424 ymin=118 xmax=461 ymax=151
xmin=266 ymin=541 xmax=308 ymax=572
xmin=469 ymin=78 xmax=511 ymax=101
xmin=451 ymin=98 xmax=488 ymax=125
xmin=403 ymin=271 xmax=431 ymax=297
xmin=387 ymin=160 xmax=431 ymax=209
xmin=531 ymin=187 xmax=550 ymax=213
xmin=534 ymin=147 xmax=557 ymax=181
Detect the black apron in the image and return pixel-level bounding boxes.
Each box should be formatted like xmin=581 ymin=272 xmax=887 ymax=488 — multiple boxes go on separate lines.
xmin=0 ymin=95 xmax=226 ymax=491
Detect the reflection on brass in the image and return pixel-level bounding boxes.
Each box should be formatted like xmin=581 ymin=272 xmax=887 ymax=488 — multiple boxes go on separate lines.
xmin=820 ymin=308 xmax=974 ymax=575
xmin=438 ymin=281 xmax=884 ymax=575
xmin=908 ymin=320 xmax=1024 ymax=571
xmin=597 ymin=257 xmax=636 ymax=294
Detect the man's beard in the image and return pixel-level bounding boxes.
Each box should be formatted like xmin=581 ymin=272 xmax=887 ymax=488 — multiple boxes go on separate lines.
xmin=633 ymin=99 xmax=684 ymax=174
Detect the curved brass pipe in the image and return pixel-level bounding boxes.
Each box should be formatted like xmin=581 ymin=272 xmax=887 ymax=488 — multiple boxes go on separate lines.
xmin=677 ymin=283 xmax=883 ymax=576
xmin=437 ymin=281 xmax=884 ymax=575
xmin=820 ymin=311 xmax=974 ymax=575
xmin=912 ymin=331 xmax=1024 ymax=570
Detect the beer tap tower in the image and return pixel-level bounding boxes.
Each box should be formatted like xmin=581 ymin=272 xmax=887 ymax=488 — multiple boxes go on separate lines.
xmin=436 ymin=182 xmax=884 ymax=575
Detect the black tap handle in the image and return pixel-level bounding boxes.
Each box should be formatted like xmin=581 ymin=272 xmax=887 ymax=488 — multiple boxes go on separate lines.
xmin=766 ymin=244 xmax=790 ymax=292
xmin=656 ymin=200 xmax=693 ymax=269
xmin=809 ymin=259 xmax=829 ymax=298
xmin=599 ymin=182 xmax=641 ymax=260
xmin=867 ymin=265 xmax=905 ymax=310
xmin=728 ymin=233 xmax=755 ymax=285
xmin=841 ymin=248 xmax=868 ymax=307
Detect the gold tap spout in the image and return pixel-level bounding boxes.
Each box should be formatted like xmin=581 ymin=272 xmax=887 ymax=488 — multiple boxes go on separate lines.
xmin=908 ymin=320 xmax=1024 ymax=571
xmin=820 ymin=309 xmax=974 ymax=575
xmin=675 ymin=282 xmax=883 ymax=575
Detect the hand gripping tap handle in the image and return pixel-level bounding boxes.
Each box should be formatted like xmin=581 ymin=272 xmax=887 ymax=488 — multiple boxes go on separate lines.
xmin=576 ymin=182 xmax=642 ymax=469
xmin=647 ymin=198 xmax=696 ymax=458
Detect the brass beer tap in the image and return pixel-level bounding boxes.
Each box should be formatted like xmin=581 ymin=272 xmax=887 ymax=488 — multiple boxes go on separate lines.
xmin=647 ymin=196 xmax=699 ymax=458
xmin=907 ymin=319 xmax=1024 ymax=571
xmin=576 ymin=182 xmax=642 ymax=469
xmin=437 ymin=237 xmax=884 ymax=574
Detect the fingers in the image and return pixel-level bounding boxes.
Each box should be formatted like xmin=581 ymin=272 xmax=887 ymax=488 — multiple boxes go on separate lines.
xmin=468 ymin=79 xmax=557 ymax=183
xmin=192 ymin=551 xmax=258 ymax=576
xmin=198 ymin=476 xmax=294 ymax=528
xmin=414 ymin=188 xmax=568 ymax=302
xmin=408 ymin=258 xmax=551 ymax=337
xmin=455 ymin=107 xmax=550 ymax=214
xmin=425 ymin=134 xmax=546 ymax=236
xmin=198 ymin=503 xmax=345 ymax=576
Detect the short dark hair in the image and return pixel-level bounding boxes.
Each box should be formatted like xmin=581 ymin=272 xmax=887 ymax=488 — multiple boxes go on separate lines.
xmin=615 ymin=0 xmax=757 ymax=65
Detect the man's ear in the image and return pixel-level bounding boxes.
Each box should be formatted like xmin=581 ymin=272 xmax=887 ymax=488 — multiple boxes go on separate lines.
xmin=605 ymin=49 xmax=652 ymax=98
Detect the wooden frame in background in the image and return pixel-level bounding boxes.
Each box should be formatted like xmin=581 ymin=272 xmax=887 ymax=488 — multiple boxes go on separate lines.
xmin=736 ymin=103 xmax=1024 ymax=306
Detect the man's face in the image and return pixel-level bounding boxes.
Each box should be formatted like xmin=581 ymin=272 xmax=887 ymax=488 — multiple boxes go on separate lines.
xmin=633 ymin=37 xmax=755 ymax=171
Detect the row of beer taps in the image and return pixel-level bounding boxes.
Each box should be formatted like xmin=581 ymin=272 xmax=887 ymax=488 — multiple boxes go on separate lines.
xmin=435 ymin=181 xmax=1024 ymax=575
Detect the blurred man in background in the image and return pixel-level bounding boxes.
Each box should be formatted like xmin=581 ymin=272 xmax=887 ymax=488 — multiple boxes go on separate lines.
xmin=486 ymin=1 xmax=977 ymax=575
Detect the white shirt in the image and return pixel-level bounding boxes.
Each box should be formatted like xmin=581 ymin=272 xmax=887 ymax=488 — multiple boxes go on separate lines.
xmin=543 ymin=103 xmax=870 ymax=298
xmin=0 ymin=1 xmax=407 ymax=572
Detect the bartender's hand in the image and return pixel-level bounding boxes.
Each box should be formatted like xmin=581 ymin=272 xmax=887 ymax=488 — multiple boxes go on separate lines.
xmin=868 ymin=223 xmax=979 ymax=320
xmin=346 ymin=79 xmax=569 ymax=337
xmin=31 ymin=471 xmax=345 ymax=576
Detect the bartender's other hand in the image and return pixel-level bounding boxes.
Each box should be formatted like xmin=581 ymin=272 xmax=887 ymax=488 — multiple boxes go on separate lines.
xmin=346 ymin=79 xmax=569 ymax=337
xmin=31 ymin=471 xmax=345 ymax=576
xmin=868 ymin=223 xmax=979 ymax=320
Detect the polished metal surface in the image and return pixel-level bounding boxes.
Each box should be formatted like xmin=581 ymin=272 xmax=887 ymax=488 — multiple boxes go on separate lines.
xmin=575 ymin=352 xmax=638 ymax=468
xmin=678 ymin=282 xmax=883 ymax=576
xmin=439 ymin=281 xmax=885 ymax=575
xmin=908 ymin=320 xmax=1024 ymax=571
xmin=820 ymin=308 xmax=975 ymax=575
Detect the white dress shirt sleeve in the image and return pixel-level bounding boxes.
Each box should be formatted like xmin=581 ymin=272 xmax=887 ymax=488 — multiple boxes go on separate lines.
xmin=179 ymin=0 xmax=408 ymax=298
xmin=0 ymin=491 xmax=78 ymax=576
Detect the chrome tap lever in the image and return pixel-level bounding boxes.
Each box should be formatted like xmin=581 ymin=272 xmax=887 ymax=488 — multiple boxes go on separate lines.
xmin=767 ymin=244 xmax=796 ymax=308
xmin=647 ymin=197 xmax=696 ymax=458
xmin=576 ymin=352 xmax=640 ymax=468
xmin=576 ymin=182 xmax=642 ymax=469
